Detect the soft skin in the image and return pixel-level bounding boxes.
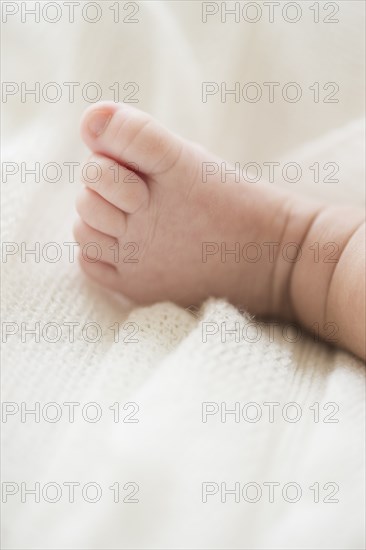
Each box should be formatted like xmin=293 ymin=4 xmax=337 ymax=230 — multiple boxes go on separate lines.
xmin=74 ymin=102 xmax=366 ymax=360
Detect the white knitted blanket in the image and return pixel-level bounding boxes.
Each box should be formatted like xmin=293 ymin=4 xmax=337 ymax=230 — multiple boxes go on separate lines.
xmin=2 ymin=2 xmax=365 ymax=548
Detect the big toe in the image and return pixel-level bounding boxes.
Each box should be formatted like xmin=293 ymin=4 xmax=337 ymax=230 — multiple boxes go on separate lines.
xmin=80 ymin=101 xmax=183 ymax=177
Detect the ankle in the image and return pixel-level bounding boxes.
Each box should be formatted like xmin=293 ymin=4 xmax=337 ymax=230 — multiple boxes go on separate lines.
xmin=288 ymin=202 xmax=365 ymax=344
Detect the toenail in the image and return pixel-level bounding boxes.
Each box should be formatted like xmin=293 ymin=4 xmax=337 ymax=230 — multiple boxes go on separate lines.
xmin=87 ymin=110 xmax=112 ymax=137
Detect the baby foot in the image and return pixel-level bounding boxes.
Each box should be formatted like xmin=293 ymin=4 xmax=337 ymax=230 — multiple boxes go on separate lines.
xmin=74 ymin=102 xmax=317 ymax=318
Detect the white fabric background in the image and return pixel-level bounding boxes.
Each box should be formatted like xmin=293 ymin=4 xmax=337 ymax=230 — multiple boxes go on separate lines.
xmin=2 ymin=1 xmax=365 ymax=548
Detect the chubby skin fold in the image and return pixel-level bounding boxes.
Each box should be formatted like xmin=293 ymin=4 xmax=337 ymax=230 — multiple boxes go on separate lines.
xmin=74 ymin=101 xmax=366 ymax=360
